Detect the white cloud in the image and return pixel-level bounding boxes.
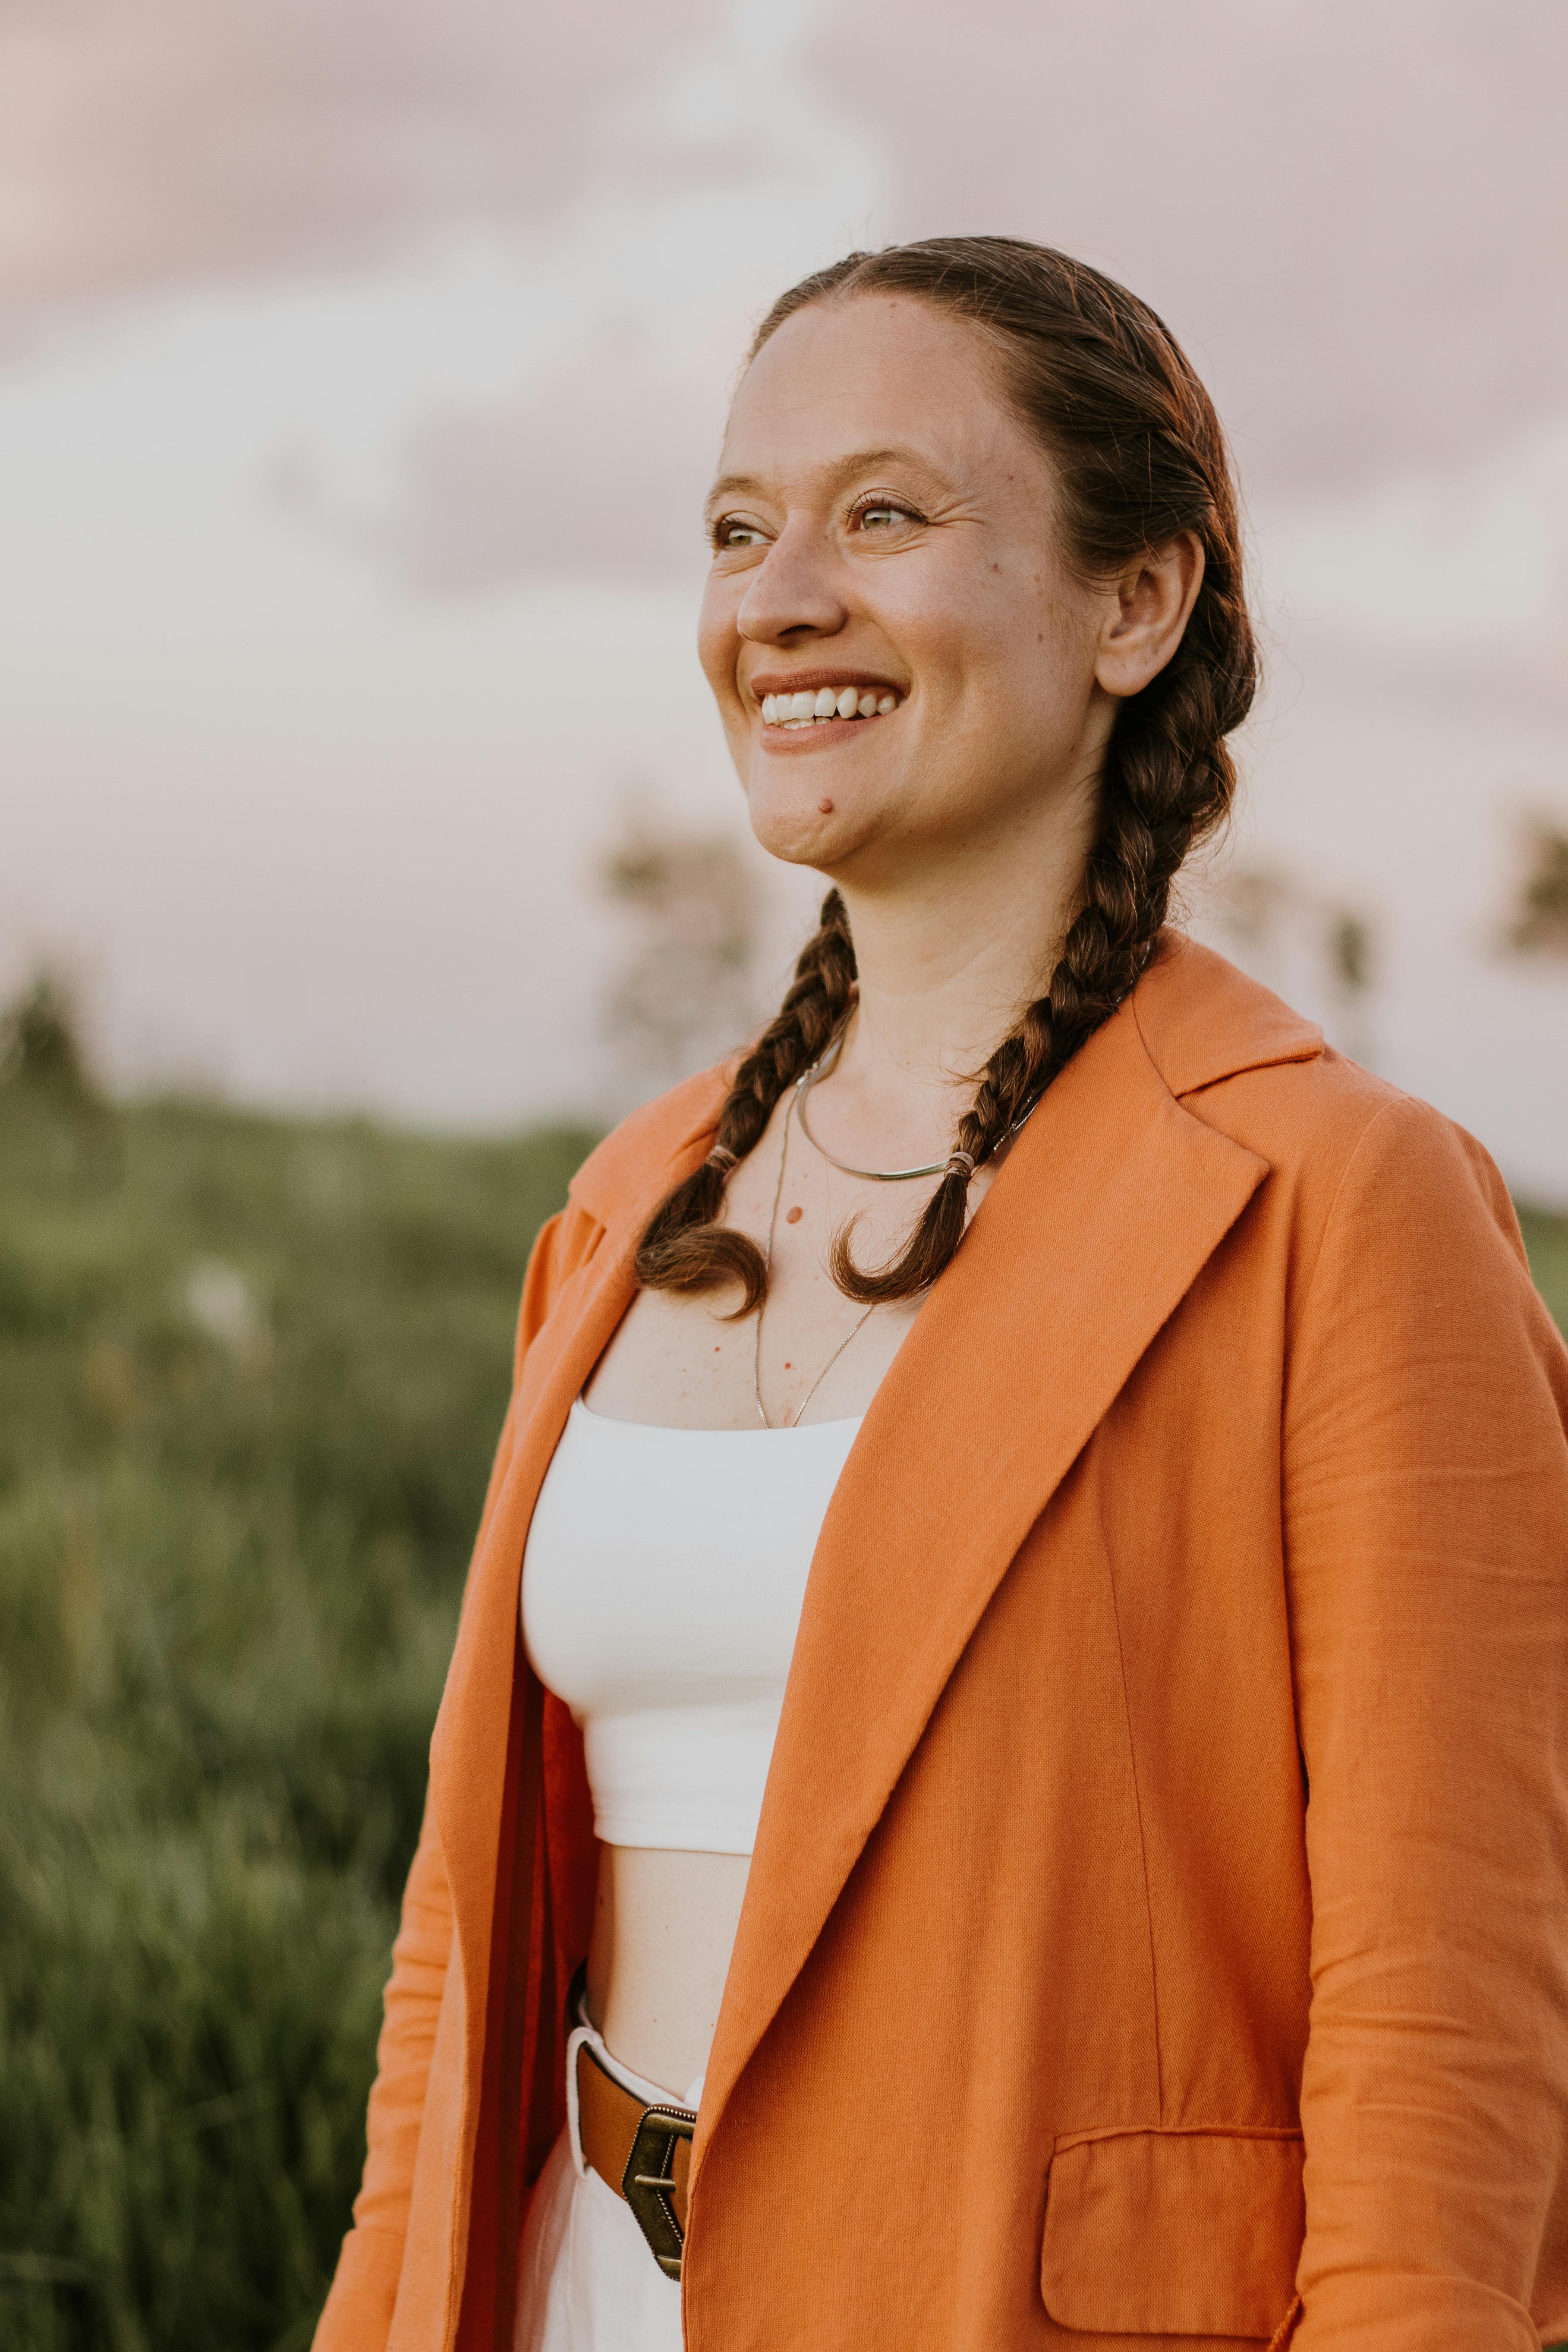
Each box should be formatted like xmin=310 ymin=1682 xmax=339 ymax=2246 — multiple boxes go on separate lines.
xmin=806 ymin=0 xmax=1568 ymax=494
xmin=0 ymin=0 xmax=733 ymax=315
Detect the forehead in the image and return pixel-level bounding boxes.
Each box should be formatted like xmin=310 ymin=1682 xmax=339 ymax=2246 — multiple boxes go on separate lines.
xmin=716 ymin=292 xmax=1042 ymax=495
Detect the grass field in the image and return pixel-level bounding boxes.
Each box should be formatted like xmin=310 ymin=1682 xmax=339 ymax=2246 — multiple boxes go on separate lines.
xmin=1 ymin=1048 xmax=1565 ymax=2352
xmin=0 ymin=1062 xmax=593 ymax=2352
xmin=1521 ymin=1202 xmax=1568 ymax=1338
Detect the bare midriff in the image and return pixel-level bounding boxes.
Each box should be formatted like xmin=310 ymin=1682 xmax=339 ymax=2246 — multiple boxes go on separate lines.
xmin=586 ymin=1844 xmax=752 ymax=2097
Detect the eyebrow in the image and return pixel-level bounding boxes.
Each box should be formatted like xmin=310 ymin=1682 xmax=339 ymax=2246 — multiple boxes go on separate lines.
xmin=705 ymin=445 xmax=943 ymax=507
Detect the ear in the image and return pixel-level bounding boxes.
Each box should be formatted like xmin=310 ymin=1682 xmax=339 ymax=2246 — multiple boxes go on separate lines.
xmin=1094 ymin=531 xmax=1206 ymax=699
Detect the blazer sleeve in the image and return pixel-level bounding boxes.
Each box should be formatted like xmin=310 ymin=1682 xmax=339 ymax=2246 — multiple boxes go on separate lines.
xmin=312 ymin=1203 xmax=591 ymax=2352
xmin=1282 ymin=1095 xmax=1568 ymax=2351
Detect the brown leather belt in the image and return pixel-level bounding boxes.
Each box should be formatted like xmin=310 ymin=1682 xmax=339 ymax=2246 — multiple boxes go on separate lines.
xmin=574 ymin=2036 xmax=696 ymax=2280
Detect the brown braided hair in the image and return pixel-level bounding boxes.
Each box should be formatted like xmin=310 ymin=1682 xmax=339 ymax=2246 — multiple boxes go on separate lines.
xmin=636 ymin=236 xmax=1256 ymax=1316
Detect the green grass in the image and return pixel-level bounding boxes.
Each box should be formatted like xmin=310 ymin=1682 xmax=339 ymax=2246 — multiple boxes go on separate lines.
xmin=0 ymin=1078 xmax=594 ymax=2352
xmin=0 ymin=1064 xmax=1565 ymax=2352
xmin=1520 ymin=1203 xmax=1568 ymax=1340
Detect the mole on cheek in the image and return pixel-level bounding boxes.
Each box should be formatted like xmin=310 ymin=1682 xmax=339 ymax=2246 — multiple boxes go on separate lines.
xmin=818 ymin=797 xmax=834 ymax=814
xmin=786 ymin=1206 xmax=803 ymax=1224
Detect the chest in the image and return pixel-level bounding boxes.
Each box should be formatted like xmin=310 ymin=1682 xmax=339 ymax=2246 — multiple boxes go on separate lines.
xmin=581 ymin=1089 xmax=1004 ymax=1430
xmin=520 ymin=1402 xmax=860 ymax=1708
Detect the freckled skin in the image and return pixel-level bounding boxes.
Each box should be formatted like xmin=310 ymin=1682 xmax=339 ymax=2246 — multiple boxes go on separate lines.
xmin=696 ymin=295 xmax=1117 ymax=892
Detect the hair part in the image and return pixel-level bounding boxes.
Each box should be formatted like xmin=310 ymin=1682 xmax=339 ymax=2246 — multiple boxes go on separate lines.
xmin=635 ymin=235 xmax=1256 ymax=1314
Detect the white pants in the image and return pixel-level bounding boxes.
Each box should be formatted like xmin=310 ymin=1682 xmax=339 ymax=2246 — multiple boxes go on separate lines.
xmin=514 ymin=2017 xmax=703 ymax=2352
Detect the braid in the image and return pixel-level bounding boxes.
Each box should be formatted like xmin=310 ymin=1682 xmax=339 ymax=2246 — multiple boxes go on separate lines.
xmin=633 ymin=890 xmax=856 ymax=1316
xmin=636 ymin=233 xmax=1257 ymax=1315
xmin=828 ymin=622 xmax=1241 ymax=1302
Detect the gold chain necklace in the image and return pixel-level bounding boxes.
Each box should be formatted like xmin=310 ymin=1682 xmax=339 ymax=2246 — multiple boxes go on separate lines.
xmin=753 ymin=1085 xmax=876 ymax=1429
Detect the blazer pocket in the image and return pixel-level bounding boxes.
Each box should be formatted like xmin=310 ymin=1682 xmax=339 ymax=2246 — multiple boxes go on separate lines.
xmin=1040 ymin=2126 xmax=1305 ymax=2339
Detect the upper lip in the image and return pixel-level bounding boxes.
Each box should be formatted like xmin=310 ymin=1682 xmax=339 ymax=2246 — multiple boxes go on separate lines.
xmin=745 ymin=666 xmax=906 ymax=705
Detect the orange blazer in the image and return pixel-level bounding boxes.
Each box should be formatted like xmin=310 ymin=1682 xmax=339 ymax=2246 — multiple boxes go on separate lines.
xmin=314 ymin=936 xmax=1568 ymax=2352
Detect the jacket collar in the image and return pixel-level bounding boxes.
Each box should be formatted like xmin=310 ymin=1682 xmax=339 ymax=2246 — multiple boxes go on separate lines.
xmin=1132 ymin=932 xmax=1321 ymax=1097
xmin=568 ymin=1064 xmax=732 ymax=1234
xmin=566 ymin=933 xmax=1320 ymax=1249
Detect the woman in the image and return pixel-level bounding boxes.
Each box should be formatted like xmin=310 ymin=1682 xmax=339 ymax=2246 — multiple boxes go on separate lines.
xmin=314 ymin=240 xmax=1568 ymax=2352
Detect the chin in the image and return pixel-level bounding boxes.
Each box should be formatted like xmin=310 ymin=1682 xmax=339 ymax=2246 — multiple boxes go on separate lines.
xmin=743 ymin=771 xmax=871 ymax=871
xmin=748 ymin=806 xmax=854 ymax=871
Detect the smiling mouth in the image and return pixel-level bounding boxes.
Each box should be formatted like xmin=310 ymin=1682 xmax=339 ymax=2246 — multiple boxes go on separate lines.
xmin=757 ymin=683 xmax=904 ymax=729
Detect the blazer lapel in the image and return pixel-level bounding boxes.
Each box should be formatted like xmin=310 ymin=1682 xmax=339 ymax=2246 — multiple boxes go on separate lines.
xmin=701 ymin=989 xmax=1271 ymax=2143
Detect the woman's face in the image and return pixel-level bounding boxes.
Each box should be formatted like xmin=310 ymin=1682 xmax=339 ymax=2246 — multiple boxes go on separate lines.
xmin=699 ymin=293 xmax=1122 ymax=888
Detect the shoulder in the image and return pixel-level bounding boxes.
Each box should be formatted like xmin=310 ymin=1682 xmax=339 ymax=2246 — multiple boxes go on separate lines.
xmin=565 ymin=1061 xmax=731 ymax=1231
xmin=1137 ymin=937 xmax=1545 ymax=1362
xmin=1137 ymin=931 xmax=1517 ymax=1240
xmin=1135 ymin=941 xmax=1568 ymax=1409
xmin=513 ymin=1063 xmax=731 ymax=1362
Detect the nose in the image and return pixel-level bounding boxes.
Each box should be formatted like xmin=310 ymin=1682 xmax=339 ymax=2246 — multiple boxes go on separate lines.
xmin=735 ymin=520 xmax=847 ymax=646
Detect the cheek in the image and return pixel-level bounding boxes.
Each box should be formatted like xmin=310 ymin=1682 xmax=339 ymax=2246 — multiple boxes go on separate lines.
xmin=696 ymin=576 xmax=742 ymax=702
xmin=977 ymin=579 xmax=1098 ymax=724
xmin=878 ymin=551 xmax=1061 ymax=694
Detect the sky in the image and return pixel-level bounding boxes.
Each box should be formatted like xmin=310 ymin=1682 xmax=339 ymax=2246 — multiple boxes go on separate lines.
xmin=2 ymin=0 xmax=1565 ymax=1194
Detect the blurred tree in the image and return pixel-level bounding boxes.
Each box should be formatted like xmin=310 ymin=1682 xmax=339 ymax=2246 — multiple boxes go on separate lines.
xmin=1505 ymin=819 xmax=1568 ymax=959
xmin=598 ymin=807 xmax=762 ymax=1090
xmin=1210 ymin=866 xmax=1379 ymax=1067
xmin=1328 ymin=909 xmax=1374 ymax=996
xmin=0 ymin=973 xmax=101 ymax=1104
xmin=0 ymin=970 xmax=119 ymax=1190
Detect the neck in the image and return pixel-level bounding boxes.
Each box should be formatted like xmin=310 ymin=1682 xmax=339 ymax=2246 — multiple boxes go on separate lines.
xmin=815 ymin=780 xmax=1099 ymax=1163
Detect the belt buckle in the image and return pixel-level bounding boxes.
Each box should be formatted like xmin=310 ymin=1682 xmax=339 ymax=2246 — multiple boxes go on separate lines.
xmin=622 ymin=2103 xmax=696 ymax=2280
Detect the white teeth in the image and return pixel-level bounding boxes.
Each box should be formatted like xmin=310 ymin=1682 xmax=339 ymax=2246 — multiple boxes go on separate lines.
xmin=759 ymin=685 xmax=902 ymax=724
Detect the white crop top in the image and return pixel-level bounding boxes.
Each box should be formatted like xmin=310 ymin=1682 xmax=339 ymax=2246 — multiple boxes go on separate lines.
xmin=520 ymin=1401 xmax=861 ymax=1855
